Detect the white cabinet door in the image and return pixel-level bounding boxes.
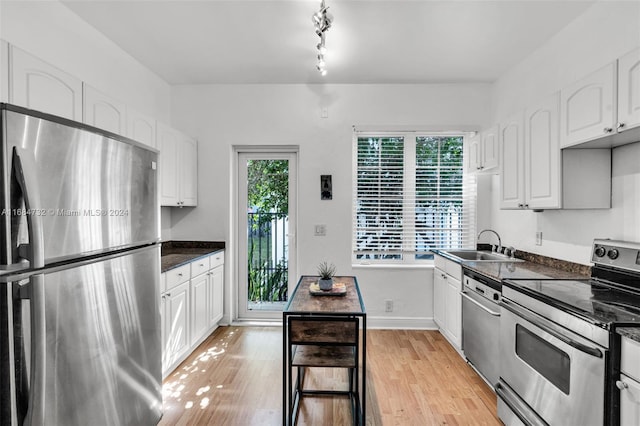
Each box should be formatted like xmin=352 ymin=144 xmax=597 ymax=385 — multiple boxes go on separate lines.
xmin=190 ymin=272 xmax=209 ymax=345
xmin=9 ymin=45 xmax=82 ymax=120
xmin=209 ymin=265 xmax=224 ymax=326
xmin=525 ymin=93 xmax=561 ymax=210
xmin=83 ymin=84 xmax=126 ymax=134
xmin=466 ymin=133 xmax=481 ymax=173
xmin=127 ymin=107 xmax=157 ymax=148
xmin=619 ymin=374 xmax=640 ymax=426
xmin=618 ymin=47 xmax=640 ymax=132
xmin=180 ymin=136 xmax=198 ymax=207
xmin=433 ymin=268 xmax=446 ymax=329
xmin=157 ymin=122 xmax=180 ymax=206
xmin=163 ymin=280 xmax=190 ymax=373
xmin=481 ymin=125 xmax=500 ymax=171
xmin=560 ymin=63 xmax=616 ymax=148
xmin=444 ymin=276 xmax=462 ymax=349
xmin=157 ymin=122 xmax=198 ymax=207
xmin=500 ymin=113 xmax=525 ymax=209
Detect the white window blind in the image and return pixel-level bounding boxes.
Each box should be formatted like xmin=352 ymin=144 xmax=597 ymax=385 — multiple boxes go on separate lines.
xmin=353 ymin=132 xmax=476 ymax=263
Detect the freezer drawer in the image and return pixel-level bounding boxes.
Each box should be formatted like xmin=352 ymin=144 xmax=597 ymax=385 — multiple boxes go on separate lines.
xmin=9 ymin=245 xmax=162 ymax=426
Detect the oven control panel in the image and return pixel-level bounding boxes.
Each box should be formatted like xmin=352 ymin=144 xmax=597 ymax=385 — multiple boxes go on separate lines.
xmin=592 ymin=239 xmax=640 ymax=272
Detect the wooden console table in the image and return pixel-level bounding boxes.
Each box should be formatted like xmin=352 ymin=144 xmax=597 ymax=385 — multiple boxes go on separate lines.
xmin=282 ymin=276 xmax=367 ymax=425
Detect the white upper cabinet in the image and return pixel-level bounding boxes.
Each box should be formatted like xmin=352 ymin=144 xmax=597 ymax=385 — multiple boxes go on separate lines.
xmin=127 ymin=107 xmax=157 ymax=148
xmin=83 ymin=84 xmax=126 ymax=134
xmin=180 ymin=136 xmax=198 ymax=206
xmin=618 ymin=47 xmax=640 ymax=132
xmin=561 ymin=48 xmax=640 ymax=148
xmin=499 ymin=113 xmax=525 ymax=209
xmin=9 ymin=45 xmax=82 ymax=121
xmin=467 ymin=126 xmax=499 ymax=174
xmin=560 ymin=63 xmax=616 ymax=148
xmin=157 ymin=122 xmax=198 ymax=207
xmin=158 ymin=122 xmax=180 ymax=205
xmin=466 ymin=132 xmax=481 ymax=173
xmin=524 ymin=93 xmax=561 ymax=210
xmin=481 ymin=126 xmax=500 ymax=171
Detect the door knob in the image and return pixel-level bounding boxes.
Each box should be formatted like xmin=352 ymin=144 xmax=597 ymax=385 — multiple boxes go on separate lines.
xmin=616 ymin=380 xmax=628 ymax=390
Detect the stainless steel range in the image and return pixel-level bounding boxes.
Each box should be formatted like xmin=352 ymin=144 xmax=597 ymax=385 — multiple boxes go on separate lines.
xmin=497 ymin=239 xmax=640 ymax=426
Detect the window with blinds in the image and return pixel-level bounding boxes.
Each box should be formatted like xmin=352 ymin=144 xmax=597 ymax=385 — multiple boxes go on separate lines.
xmin=353 ymin=132 xmax=476 ymax=263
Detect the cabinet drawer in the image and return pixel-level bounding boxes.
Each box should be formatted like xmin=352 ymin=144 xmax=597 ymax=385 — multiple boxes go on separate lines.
xmin=191 ymin=255 xmax=211 ymax=277
xmin=210 ymin=251 xmax=224 ymax=269
xmin=621 ymin=336 xmax=640 ymax=382
xmin=434 ymin=254 xmax=462 ymax=279
xmin=165 ymin=264 xmax=190 ymax=291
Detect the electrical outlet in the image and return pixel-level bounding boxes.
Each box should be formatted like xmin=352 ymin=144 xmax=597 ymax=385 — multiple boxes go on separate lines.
xmin=385 ymin=299 xmax=393 ymax=312
xmin=536 ymin=231 xmax=543 ymax=246
xmin=314 ymin=224 xmax=326 ymax=236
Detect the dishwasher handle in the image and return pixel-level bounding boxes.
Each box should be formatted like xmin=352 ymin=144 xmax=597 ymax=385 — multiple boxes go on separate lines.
xmin=461 ymin=291 xmax=501 ymax=316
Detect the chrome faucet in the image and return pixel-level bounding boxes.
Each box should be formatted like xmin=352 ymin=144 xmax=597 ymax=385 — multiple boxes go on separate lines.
xmin=478 ymin=229 xmax=502 ymax=253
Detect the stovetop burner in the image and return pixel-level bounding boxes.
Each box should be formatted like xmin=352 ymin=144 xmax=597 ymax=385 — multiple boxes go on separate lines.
xmin=503 ymin=240 xmax=640 ymax=327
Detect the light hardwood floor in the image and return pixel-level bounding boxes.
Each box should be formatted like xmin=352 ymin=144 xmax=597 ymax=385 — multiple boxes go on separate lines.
xmin=159 ymin=326 xmax=501 ymax=425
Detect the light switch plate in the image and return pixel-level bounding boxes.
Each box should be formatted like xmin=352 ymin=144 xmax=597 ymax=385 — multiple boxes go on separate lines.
xmin=314 ymin=224 xmax=326 ymax=236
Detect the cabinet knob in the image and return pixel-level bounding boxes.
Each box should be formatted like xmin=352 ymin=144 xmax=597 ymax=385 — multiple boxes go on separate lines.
xmin=603 ymin=127 xmax=614 ymax=134
xmin=165 ymin=292 xmax=171 ymax=297
xmin=518 ymin=203 xmax=524 ymax=208
xmin=524 ymin=204 xmax=529 ymax=209
xmin=617 ymin=122 xmax=626 ymax=130
xmin=616 ymin=380 xmax=628 ymax=390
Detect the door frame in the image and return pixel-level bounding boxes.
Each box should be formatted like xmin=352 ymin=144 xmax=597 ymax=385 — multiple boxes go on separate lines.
xmin=232 ymin=145 xmax=298 ymax=321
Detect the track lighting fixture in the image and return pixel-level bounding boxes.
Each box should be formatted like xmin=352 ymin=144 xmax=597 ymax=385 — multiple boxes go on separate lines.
xmin=312 ymin=0 xmax=332 ymax=75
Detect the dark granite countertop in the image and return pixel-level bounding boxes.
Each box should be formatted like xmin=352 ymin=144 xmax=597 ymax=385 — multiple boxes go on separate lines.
xmin=617 ymin=327 xmax=640 ymax=343
xmin=161 ymin=241 xmax=225 ymax=272
xmin=432 ymin=246 xmax=590 ymax=282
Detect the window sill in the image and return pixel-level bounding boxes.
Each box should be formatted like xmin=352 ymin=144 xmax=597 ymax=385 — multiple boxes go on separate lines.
xmin=352 ymin=263 xmax=434 ymax=270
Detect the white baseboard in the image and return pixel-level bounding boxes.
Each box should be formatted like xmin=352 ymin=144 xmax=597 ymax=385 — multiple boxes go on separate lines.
xmin=366 ymin=316 xmax=437 ymax=330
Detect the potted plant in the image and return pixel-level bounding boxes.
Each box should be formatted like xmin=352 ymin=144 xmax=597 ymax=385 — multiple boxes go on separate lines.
xmin=317 ymin=261 xmax=336 ymax=291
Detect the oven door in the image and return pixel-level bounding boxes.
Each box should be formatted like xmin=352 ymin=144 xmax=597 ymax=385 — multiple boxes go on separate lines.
xmin=500 ymin=299 xmax=606 ymax=426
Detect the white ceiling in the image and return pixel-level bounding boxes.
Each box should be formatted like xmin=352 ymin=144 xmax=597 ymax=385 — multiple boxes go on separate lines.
xmin=61 ymin=0 xmax=596 ymax=85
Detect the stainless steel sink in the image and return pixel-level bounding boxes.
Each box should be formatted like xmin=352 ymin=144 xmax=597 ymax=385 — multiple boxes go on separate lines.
xmin=444 ymin=250 xmax=524 ymax=263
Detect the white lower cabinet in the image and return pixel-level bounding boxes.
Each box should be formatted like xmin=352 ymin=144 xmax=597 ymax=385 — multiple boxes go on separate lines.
xmin=209 ymin=265 xmax=224 ymax=326
xmin=161 ymin=250 xmax=225 ymax=377
xmin=162 ymin=280 xmax=190 ymax=374
xmin=433 ymin=254 xmax=462 ymax=351
xmin=190 ymin=272 xmax=210 ymax=346
xmin=619 ymin=336 xmax=640 ymax=425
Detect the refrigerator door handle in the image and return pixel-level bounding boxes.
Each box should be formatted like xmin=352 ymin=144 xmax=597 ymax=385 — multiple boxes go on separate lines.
xmin=22 ymin=274 xmax=46 ymax=426
xmin=12 ymin=147 xmax=45 ymax=268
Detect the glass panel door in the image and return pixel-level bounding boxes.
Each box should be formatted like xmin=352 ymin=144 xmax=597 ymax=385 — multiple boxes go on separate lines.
xmin=237 ymin=151 xmax=297 ymax=320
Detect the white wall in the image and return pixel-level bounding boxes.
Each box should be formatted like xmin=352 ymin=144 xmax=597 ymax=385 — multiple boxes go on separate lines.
xmin=489 ymin=1 xmax=640 ymax=264
xmin=0 ymin=0 xmax=170 ymax=121
xmin=170 ymin=83 xmax=492 ymax=327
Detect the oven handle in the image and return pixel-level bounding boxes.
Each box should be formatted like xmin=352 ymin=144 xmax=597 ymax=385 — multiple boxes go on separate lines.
xmin=501 ymin=298 xmax=603 ymax=358
xmin=461 ymin=291 xmax=500 ymax=316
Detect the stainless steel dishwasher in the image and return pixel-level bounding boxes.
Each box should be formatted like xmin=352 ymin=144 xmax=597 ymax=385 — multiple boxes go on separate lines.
xmin=461 ymin=269 xmax=501 ymax=388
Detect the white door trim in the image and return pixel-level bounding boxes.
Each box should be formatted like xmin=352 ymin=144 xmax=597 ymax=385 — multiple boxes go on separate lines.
xmin=233 ymin=145 xmax=298 ymax=321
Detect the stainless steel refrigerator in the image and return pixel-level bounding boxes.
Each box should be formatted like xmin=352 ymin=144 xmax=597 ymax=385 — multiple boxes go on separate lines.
xmin=0 ymin=103 xmax=162 ymax=425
